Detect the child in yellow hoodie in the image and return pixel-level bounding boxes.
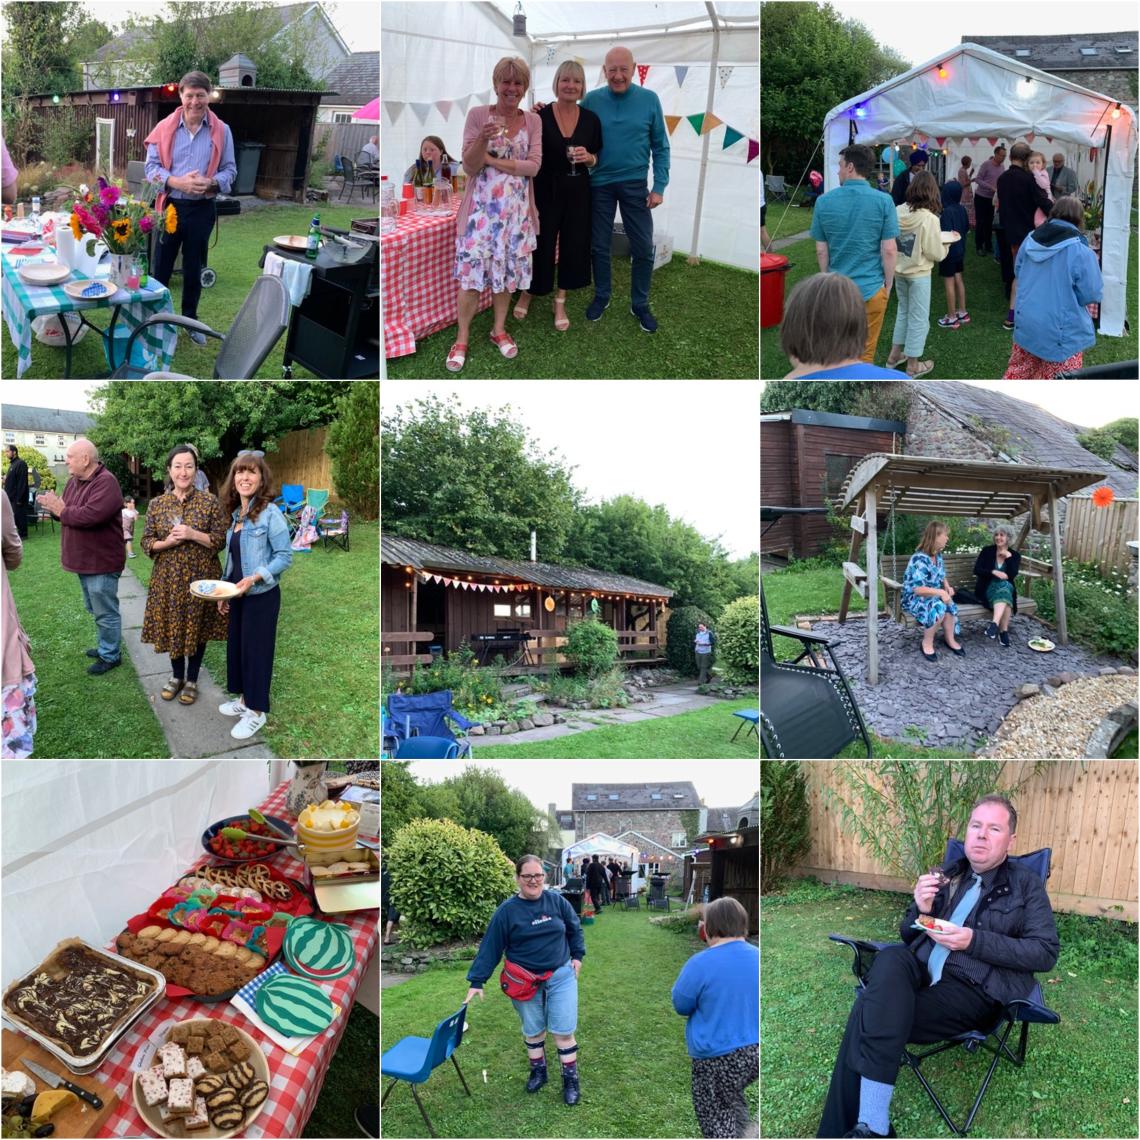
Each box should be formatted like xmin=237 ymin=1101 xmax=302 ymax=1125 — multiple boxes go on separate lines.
xmin=885 ymin=172 xmax=950 ymax=377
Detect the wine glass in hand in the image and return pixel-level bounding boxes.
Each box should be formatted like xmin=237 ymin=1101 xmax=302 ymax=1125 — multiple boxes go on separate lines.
xmin=566 ymin=145 xmax=581 ymax=177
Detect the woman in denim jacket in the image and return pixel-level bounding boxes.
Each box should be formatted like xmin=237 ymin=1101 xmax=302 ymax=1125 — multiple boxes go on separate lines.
xmin=215 ymin=451 xmax=292 ymax=740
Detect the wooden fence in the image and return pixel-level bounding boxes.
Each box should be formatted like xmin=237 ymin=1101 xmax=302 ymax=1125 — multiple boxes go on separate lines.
xmin=315 ymin=122 xmax=375 ymax=170
xmin=792 ymin=761 xmax=1138 ymax=920
xmin=271 ymin=428 xmax=335 ymax=498
xmin=1064 ymin=496 xmax=1138 ymax=574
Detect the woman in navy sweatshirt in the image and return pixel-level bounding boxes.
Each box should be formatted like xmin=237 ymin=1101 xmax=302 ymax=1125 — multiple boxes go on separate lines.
xmin=672 ymin=897 xmax=759 ymax=1137
xmin=465 ymin=854 xmax=586 ymax=1104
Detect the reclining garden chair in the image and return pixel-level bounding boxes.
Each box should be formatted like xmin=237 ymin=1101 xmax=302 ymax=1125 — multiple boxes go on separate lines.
xmin=828 ymin=838 xmax=1060 ymax=1136
xmin=387 ymin=689 xmax=475 ymax=758
xmin=381 ymin=1003 xmax=471 ymax=1137
xmin=319 ymin=508 xmax=350 ymax=552
xmin=760 ymin=584 xmax=872 ymax=758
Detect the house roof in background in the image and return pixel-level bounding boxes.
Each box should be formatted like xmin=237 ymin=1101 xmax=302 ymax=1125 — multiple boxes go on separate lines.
xmin=381 ymin=534 xmax=674 ymax=598
xmin=319 ymin=52 xmax=379 ymax=106
xmin=572 ymin=782 xmax=700 ymax=810
xmin=1 ymin=405 xmax=95 ymax=435
xmin=965 ymin=33 xmax=1139 ymax=72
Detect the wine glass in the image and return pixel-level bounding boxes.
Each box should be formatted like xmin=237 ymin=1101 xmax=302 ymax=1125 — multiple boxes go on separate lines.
xmin=170 ymin=512 xmax=182 ymax=542
xmin=566 ymin=145 xmax=581 ymax=178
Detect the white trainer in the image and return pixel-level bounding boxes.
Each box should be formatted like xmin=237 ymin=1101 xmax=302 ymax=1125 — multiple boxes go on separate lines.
xmin=231 ymin=711 xmax=267 ymax=740
xmin=219 ymin=698 xmax=247 ymax=717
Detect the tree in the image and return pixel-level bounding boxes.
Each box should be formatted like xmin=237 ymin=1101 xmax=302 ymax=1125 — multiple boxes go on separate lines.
xmin=1099 ymin=418 xmax=1138 ymax=458
xmin=88 ymin=381 xmax=345 ymax=489
xmin=381 ymin=396 xmax=580 ymax=560
xmin=441 ymin=767 xmax=544 ymax=862
xmin=380 ymin=762 xmax=426 ymax=853
xmin=760 ymin=760 xmax=811 ymax=891
xmin=717 ymin=594 xmax=760 ymax=684
xmin=761 ymin=380 xmax=909 ymax=424
xmin=324 ymin=382 xmax=378 ymax=519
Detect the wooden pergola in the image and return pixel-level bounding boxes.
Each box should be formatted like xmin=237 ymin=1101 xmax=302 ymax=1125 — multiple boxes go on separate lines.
xmin=836 ymin=454 xmax=1108 ymax=685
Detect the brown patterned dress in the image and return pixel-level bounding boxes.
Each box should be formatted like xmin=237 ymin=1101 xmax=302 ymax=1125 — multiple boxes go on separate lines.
xmin=140 ymin=488 xmax=230 ymax=656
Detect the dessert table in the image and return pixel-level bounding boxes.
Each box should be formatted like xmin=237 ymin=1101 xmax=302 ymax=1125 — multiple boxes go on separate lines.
xmin=95 ymin=778 xmax=378 ymax=1138
xmin=382 ymin=200 xmax=491 ymax=359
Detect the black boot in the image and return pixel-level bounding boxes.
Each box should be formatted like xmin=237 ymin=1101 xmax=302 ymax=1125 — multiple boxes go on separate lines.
xmin=526 ymin=1060 xmax=548 ymax=1093
xmin=561 ymin=1061 xmax=580 ymax=1105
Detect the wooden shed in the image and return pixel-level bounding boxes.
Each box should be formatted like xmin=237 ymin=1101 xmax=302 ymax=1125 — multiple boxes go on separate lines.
xmin=761 ymin=410 xmax=905 ymax=558
xmin=688 ymin=821 xmax=758 ymax=936
xmin=381 ymin=534 xmax=673 ymax=672
xmin=24 ymin=85 xmax=327 ymax=201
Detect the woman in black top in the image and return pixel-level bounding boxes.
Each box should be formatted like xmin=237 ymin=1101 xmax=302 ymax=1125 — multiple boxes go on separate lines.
xmin=512 ymin=61 xmax=602 ymax=331
xmin=973 ymin=523 xmax=1022 ymax=648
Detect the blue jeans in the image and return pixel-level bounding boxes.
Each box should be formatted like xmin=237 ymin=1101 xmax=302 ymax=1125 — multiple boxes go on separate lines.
xmin=511 ymin=961 xmax=578 ymax=1036
xmin=78 ymin=572 xmax=122 ymax=661
xmin=591 ymin=180 xmax=654 ymax=308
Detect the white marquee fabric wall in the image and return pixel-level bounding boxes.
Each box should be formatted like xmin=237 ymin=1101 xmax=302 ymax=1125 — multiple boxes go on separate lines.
xmin=1 ymin=760 xmax=278 ymax=984
xmin=382 ymin=2 xmax=760 ymax=271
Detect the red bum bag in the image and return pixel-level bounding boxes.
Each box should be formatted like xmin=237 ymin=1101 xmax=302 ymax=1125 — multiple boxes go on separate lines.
xmin=500 ymin=958 xmax=554 ymax=1001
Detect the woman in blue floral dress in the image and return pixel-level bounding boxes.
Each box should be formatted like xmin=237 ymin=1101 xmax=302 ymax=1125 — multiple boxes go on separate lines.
xmin=448 ymin=56 xmax=542 ymax=372
xmin=901 ymin=521 xmax=964 ymax=662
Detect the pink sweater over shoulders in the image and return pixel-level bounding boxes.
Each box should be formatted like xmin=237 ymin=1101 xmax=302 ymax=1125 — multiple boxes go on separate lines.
xmin=454 ymin=105 xmax=543 ymax=239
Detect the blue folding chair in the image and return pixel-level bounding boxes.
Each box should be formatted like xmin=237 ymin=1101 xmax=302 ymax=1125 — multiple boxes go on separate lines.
xmin=275 ymin=483 xmax=305 ymax=536
xmin=387 ymin=690 xmax=475 ymax=758
xmin=394 ymin=736 xmax=461 ymax=759
xmin=829 ymin=838 xmax=1060 ymax=1136
xmin=381 ymin=1004 xmax=471 ymax=1137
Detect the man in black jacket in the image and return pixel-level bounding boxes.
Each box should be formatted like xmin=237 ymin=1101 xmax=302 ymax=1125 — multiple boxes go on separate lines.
xmin=586 ymin=854 xmax=609 ymax=907
xmin=817 ymin=794 xmax=1059 ymax=1138
xmin=995 ymin=142 xmax=1053 ymax=330
xmin=3 ymin=445 xmax=29 ymax=538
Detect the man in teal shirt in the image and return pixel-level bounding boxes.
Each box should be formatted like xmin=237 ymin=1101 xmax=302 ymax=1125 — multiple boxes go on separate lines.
xmin=810 ymin=144 xmax=899 ymax=364
xmin=580 ymin=45 xmax=670 ymax=333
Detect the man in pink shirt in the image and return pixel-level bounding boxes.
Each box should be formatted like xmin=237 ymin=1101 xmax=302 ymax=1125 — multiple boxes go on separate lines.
xmin=972 ymin=145 xmax=1005 ymax=256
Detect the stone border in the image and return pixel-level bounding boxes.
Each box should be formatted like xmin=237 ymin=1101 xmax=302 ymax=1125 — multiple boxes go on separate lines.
xmin=1085 ymin=701 xmax=1139 ymax=758
xmin=1012 ymin=664 xmax=1136 ymax=704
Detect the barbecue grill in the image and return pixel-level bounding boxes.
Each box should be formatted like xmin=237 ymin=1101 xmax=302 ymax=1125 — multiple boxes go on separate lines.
xmin=471 ymin=629 xmax=533 ymax=666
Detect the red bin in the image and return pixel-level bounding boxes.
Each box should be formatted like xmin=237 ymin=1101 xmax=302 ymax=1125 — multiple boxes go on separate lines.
xmin=760 ymin=252 xmax=792 ymax=328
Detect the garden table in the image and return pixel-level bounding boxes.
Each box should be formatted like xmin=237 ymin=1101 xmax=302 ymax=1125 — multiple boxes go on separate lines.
xmin=95 ymin=778 xmax=378 ymax=1138
xmin=381 ymin=199 xmax=491 ymax=358
xmin=1 ymin=245 xmax=177 ymax=378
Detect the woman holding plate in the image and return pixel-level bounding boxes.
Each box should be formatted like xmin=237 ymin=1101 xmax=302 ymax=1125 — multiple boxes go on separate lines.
xmin=140 ymin=444 xmax=229 ymax=705
xmin=214 ymin=451 xmax=292 ymax=741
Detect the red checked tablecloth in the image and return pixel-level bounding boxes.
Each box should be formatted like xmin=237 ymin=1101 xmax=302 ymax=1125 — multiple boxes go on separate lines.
xmin=382 ymin=202 xmax=491 ymax=358
xmin=96 ymin=779 xmax=378 ymax=1138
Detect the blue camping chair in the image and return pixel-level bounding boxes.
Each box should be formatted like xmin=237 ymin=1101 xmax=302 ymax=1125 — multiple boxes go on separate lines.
xmin=828 ymin=838 xmax=1060 ymax=1136
xmin=381 ymin=1004 xmax=471 ymax=1137
xmin=393 ymin=736 xmax=461 ymax=759
xmin=275 ymin=484 xmax=305 ymax=536
xmin=387 ymin=690 xmax=475 ymax=758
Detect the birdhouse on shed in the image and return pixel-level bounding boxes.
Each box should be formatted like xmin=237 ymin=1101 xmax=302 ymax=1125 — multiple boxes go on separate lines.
xmin=219 ymin=53 xmax=257 ymax=88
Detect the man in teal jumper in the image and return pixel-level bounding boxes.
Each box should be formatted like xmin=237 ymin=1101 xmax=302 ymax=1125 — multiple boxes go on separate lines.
xmin=581 ymin=45 xmax=670 ymax=333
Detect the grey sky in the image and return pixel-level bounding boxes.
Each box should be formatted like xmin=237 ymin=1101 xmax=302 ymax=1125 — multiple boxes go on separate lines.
xmin=404 ymin=759 xmax=760 ymax=814
xmin=1 ymin=383 xmax=103 ymax=416
xmin=382 ymin=381 xmax=761 ymax=559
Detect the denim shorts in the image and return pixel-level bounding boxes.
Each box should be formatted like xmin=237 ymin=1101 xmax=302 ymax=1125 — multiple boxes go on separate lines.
xmin=511 ymin=961 xmax=577 ymax=1036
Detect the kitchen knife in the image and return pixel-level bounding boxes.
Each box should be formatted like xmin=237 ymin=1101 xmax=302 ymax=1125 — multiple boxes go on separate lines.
xmin=20 ymin=1058 xmax=104 ymax=1110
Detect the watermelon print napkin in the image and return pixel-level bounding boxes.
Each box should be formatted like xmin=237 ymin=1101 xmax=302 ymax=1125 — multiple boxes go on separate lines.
xmin=231 ymin=963 xmax=341 ymax=1055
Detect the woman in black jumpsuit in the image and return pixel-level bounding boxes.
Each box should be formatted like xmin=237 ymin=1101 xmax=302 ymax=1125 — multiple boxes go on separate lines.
xmin=513 ymin=61 xmax=602 ymax=331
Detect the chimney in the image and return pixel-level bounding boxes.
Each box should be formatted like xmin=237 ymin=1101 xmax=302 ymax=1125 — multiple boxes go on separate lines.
xmin=530 ymin=529 xmax=537 ymax=562
xmin=548 ymin=802 xmax=556 ymax=819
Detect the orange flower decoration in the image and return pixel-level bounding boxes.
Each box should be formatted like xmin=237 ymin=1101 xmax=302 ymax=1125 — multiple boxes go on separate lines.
xmin=1092 ymin=486 xmax=1115 ymax=508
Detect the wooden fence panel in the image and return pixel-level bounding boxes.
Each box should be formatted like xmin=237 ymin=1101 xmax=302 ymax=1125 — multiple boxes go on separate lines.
xmin=315 ymin=123 xmax=375 ymax=169
xmin=271 ymin=428 xmax=335 ymax=498
xmin=792 ymin=761 xmax=1138 ymax=919
xmin=1064 ymin=497 xmax=1137 ymax=574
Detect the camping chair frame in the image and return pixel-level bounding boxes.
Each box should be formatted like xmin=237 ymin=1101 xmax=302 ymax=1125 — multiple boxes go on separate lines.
xmin=828 ymin=840 xmax=1060 ymax=1136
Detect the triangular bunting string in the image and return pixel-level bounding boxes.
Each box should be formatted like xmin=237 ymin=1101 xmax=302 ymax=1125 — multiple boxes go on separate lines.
xmin=383 ymin=101 xmax=404 ymax=125
xmin=722 ymin=126 xmax=744 ymax=149
xmin=686 ymin=112 xmax=705 ymax=135
xmin=746 ymin=138 xmax=759 ymax=164
xmin=637 ymin=64 xmax=650 ymax=85
xmin=409 ymin=102 xmax=433 ymax=125
xmin=674 ymin=65 xmax=689 ymax=87
xmin=435 ymin=99 xmax=453 ymax=119
xmin=664 ymin=114 xmax=683 ymax=136
xmin=718 ymin=66 xmax=734 ymax=89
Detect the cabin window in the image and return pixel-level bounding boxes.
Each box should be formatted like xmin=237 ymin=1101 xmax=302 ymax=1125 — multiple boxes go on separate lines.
xmin=824 ymin=453 xmax=862 ymax=498
xmin=514 ymin=600 xmax=531 ymax=618
xmin=333 ymin=112 xmax=353 ymax=123
xmin=493 ymin=603 xmax=512 ymax=618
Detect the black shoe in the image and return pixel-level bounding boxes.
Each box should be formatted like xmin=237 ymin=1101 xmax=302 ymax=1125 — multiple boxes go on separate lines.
xmin=843 ymin=1125 xmax=893 ymax=1139
xmin=631 ymin=305 xmax=658 ymax=333
xmin=87 ymin=656 xmax=121 ymax=675
xmin=921 ymin=646 xmax=938 ymax=662
xmin=585 ymin=296 xmax=610 ymax=321
xmin=999 ymin=630 xmax=1011 ymax=647
xmin=985 ymin=621 xmax=998 ymax=639
xmin=561 ymin=1064 xmax=580 ymax=1105
xmin=85 ymin=647 xmax=101 ymax=658
xmin=526 ymin=1062 xmax=548 ymax=1093
xmin=948 ymin=644 xmax=966 ymax=657
xmin=354 ymin=1103 xmax=379 ymax=1138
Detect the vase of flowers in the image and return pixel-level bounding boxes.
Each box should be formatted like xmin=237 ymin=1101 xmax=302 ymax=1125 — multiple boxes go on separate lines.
xmin=67 ymin=176 xmax=173 ymax=288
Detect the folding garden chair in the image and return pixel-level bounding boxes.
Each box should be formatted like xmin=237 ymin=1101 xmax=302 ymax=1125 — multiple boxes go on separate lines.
xmin=760 ymin=584 xmax=872 ymax=758
xmin=765 ymin=173 xmax=790 ymax=202
xmin=275 ymin=484 xmax=305 ymax=536
xmin=305 ymin=488 xmax=330 ymax=520
xmin=381 ymin=1003 xmax=471 ymax=1137
xmin=828 ymin=838 xmax=1060 ymax=1136
xmin=319 ymin=509 xmax=350 ymax=552
xmin=387 ymin=690 xmax=475 ymax=759
xmin=393 ymin=736 xmax=461 ymax=759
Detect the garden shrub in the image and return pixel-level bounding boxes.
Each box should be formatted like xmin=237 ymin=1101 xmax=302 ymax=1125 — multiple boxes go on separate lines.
xmin=666 ymin=605 xmax=713 ymax=676
xmin=760 ymin=760 xmax=811 ymax=891
xmin=395 ymin=644 xmax=505 ymax=722
xmin=717 ymin=594 xmax=759 ymax=683
xmin=565 ymin=617 xmax=618 ymax=677
xmin=40 ymin=106 xmax=90 ymax=171
xmin=0 ymin=446 xmax=56 ymax=492
xmin=325 ymin=382 xmax=379 ymax=519
xmin=1035 ymin=560 xmax=1138 ymax=658
xmin=387 ymin=817 xmax=516 ymax=948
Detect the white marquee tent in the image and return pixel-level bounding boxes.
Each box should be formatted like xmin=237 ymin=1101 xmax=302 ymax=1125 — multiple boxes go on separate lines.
xmin=823 ymin=43 xmax=1137 ymax=337
xmin=381 ymin=1 xmax=760 ymax=270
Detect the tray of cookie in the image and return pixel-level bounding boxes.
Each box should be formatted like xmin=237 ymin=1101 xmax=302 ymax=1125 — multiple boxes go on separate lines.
xmin=131 ymin=1017 xmax=269 ymax=1139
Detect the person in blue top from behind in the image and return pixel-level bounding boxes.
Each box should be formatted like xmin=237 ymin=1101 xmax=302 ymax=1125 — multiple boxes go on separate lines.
xmin=672 ymin=896 xmax=759 ymax=1138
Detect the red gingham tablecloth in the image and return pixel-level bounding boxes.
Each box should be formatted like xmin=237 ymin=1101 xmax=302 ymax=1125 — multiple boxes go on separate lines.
xmin=96 ymin=779 xmax=378 ymax=1138
xmin=382 ymin=201 xmax=491 ymax=359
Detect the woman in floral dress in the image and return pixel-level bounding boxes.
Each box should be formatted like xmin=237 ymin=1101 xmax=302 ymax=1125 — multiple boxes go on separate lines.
xmin=447 ymin=56 xmax=542 ymax=372
xmin=901 ymin=521 xmax=964 ymax=663
xmin=140 ymin=444 xmax=228 ymax=705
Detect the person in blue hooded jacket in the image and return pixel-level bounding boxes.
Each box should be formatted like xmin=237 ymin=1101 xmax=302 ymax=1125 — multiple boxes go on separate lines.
xmin=1003 ymin=196 xmax=1103 ymax=378
xmin=936 ymin=179 xmax=971 ymax=329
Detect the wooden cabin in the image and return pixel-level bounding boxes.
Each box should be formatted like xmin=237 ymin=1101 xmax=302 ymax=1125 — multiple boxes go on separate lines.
xmin=382 ymin=534 xmax=673 ymax=672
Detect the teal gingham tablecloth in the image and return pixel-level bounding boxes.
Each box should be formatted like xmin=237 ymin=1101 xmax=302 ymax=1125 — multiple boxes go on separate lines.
xmin=1 ymin=247 xmax=178 ymax=377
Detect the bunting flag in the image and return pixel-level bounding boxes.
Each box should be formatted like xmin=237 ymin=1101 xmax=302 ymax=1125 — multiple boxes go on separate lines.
xmin=685 ymin=112 xmax=723 ymax=136
xmin=987 ymin=136 xmax=998 ymax=146
xmin=418 ymin=572 xmax=523 ymax=593
xmin=664 ymin=114 xmax=683 ymax=136
xmin=545 ymin=45 xmax=556 ymax=64
xmin=435 ymin=99 xmax=452 ymax=119
xmin=409 ymin=102 xmax=433 ymax=125
xmin=1025 ymin=133 xmax=1035 ymax=143
xmin=383 ymin=101 xmax=404 ymax=124
xmin=935 ymin=137 xmax=945 ymax=146
xmin=456 ymin=94 xmax=472 ymax=116
xmin=674 ymin=65 xmax=689 ymax=88
xmin=722 ymin=125 xmax=744 ymax=149
xmin=969 ymin=137 xmax=980 ymax=145
xmin=637 ymin=64 xmax=650 ymax=85
xmin=718 ymin=66 xmax=734 ymax=88
xmin=747 ymin=138 xmax=760 ymax=164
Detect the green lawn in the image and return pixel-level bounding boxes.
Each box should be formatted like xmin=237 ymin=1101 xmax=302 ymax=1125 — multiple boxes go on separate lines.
xmin=2 ymin=204 xmax=372 ymax=380
xmin=472 ymin=698 xmax=759 ymax=758
xmin=9 ymin=519 xmax=378 ymax=758
xmin=303 ymin=1001 xmax=378 ymax=1138
xmin=384 ymin=254 xmax=758 ymax=379
xmin=760 ymin=879 xmax=1138 ymax=1138
xmin=381 ymin=912 xmax=756 ymax=1137
xmin=761 ymin=227 xmax=1139 ymax=378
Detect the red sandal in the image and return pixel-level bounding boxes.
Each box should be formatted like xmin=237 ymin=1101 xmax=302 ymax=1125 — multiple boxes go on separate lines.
xmin=445 ymin=342 xmax=467 ymax=372
xmin=489 ymin=331 xmax=518 ymax=359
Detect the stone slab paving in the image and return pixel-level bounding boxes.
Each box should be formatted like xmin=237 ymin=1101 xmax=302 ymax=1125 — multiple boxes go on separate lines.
xmin=803 ymin=613 xmax=1129 ymax=751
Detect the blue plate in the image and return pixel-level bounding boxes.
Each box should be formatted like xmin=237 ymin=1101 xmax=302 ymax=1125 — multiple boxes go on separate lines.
xmin=201 ymin=813 xmax=294 ymax=864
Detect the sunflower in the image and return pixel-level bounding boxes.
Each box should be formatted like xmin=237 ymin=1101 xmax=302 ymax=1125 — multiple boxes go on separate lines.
xmin=111 ymin=218 xmax=132 ymax=241
xmin=164 ymin=204 xmax=178 ymax=233
xmin=69 ymin=213 xmax=83 ymax=240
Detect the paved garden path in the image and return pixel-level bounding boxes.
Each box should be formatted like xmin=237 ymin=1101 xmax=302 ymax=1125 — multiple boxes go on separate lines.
xmin=802 ymin=612 xmax=1130 ymax=751
xmin=468 ymin=683 xmax=725 ymax=749
xmin=119 ymin=564 xmax=276 ymax=759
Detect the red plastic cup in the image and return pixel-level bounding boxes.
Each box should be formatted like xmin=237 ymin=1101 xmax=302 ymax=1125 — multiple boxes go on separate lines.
xmin=398 ymin=200 xmax=409 ymax=216
xmin=401 ymin=183 xmax=414 ymax=199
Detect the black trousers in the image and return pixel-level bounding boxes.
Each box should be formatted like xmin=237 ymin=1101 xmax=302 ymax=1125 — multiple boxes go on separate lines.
xmin=816 ymin=945 xmax=1002 ymax=1138
xmin=11 ymin=500 xmax=28 ymax=539
xmin=529 ymin=180 xmax=592 ymax=296
xmin=974 ymin=196 xmax=995 ymax=254
xmin=226 ymin=586 xmax=281 ymax=714
xmin=152 ymin=198 xmax=216 ymax=319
